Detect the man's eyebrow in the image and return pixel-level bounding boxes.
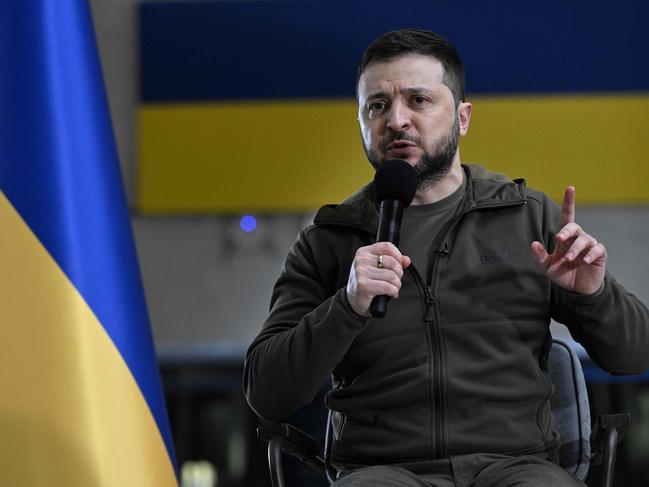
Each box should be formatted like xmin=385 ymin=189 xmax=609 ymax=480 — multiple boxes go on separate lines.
xmin=365 ymin=92 xmax=390 ymax=102
xmin=403 ymin=87 xmax=436 ymax=96
xmin=364 ymin=87 xmax=437 ymax=102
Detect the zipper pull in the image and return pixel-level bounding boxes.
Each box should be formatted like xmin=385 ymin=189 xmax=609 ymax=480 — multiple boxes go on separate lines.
xmin=424 ymin=286 xmax=434 ymax=303
xmin=438 ymin=241 xmax=450 ymax=255
xmin=424 ymin=286 xmax=435 ymax=321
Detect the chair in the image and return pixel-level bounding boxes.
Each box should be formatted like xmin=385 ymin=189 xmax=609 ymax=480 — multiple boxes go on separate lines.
xmin=258 ymin=338 xmax=630 ymax=487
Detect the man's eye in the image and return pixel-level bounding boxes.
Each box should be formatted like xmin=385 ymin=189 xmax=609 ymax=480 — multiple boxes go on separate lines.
xmin=368 ymin=102 xmax=386 ymax=112
xmin=413 ymin=96 xmax=427 ymax=105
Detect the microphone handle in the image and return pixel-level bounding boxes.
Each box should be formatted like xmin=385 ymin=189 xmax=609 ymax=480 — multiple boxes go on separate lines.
xmin=370 ymin=200 xmax=404 ymax=318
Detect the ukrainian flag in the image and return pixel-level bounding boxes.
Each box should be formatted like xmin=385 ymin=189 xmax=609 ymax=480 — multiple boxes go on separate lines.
xmin=0 ymin=0 xmax=177 ymax=485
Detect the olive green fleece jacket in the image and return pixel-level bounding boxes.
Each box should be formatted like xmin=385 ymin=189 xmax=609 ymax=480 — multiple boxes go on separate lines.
xmin=244 ymin=164 xmax=649 ymax=469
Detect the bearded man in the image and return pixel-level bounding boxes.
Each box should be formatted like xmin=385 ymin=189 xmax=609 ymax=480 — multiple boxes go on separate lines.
xmin=244 ymin=29 xmax=649 ymax=486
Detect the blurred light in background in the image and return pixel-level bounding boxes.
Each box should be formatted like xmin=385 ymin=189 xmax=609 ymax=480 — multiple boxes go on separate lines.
xmin=181 ymin=460 xmax=217 ymax=487
xmin=239 ymin=215 xmax=257 ymax=233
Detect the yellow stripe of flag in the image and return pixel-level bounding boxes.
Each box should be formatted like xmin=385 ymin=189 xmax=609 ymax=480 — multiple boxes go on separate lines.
xmin=0 ymin=191 xmax=177 ymax=487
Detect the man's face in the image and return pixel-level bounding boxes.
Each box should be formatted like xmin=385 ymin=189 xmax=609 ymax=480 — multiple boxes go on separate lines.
xmin=357 ymin=54 xmax=465 ymax=187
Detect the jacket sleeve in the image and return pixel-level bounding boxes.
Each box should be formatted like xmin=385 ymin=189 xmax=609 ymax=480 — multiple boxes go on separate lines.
xmin=552 ymin=276 xmax=649 ymax=374
xmin=539 ymin=194 xmax=649 ymax=375
xmin=243 ymin=228 xmax=369 ymax=421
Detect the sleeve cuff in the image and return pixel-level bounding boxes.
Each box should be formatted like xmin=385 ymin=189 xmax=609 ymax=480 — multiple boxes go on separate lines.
xmin=339 ymin=288 xmax=372 ymax=323
xmin=566 ymin=277 xmax=608 ymax=304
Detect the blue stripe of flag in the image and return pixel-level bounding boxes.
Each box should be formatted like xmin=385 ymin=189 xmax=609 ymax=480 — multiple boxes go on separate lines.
xmin=0 ymin=0 xmax=176 ymax=468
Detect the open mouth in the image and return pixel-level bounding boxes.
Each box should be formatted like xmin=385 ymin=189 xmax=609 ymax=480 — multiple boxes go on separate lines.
xmin=386 ymin=140 xmax=418 ymax=156
xmin=389 ymin=140 xmax=417 ymax=150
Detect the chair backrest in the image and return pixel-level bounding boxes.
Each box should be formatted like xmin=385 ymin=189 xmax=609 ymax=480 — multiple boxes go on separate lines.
xmin=548 ymin=338 xmax=591 ymax=480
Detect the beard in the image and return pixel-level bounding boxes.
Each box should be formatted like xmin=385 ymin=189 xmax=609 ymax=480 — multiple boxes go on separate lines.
xmin=364 ymin=115 xmax=460 ymax=190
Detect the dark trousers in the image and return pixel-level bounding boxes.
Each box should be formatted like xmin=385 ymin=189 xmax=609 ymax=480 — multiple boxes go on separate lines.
xmin=333 ymin=454 xmax=586 ymax=487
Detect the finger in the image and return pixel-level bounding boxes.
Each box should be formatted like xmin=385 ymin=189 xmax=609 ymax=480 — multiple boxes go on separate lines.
xmin=564 ymin=234 xmax=598 ymax=262
xmin=530 ymin=241 xmax=550 ymax=269
xmin=402 ymin=255 xmax=412 ymax=269
xmin=381 ymin=255 xmax=405 ymax=278
xmin=347 ymin=263 xmax=402 ymax=307
xmin=368 ymin=241 xmax=405 ymax=264
xmin=374 ymin=281 xmax=401 ymax=299
xmin=358 ymin=260 xmax=404 ymax=286
xmin=356 ymin=273 xmax=401 ymax=298
xmin=370 ymin=269 xmax=404 ymax=290
xmin=560 ymin=186 xmax=576 ymax=227
xmin=346 ymin=271 xmax=401 ymax=315
xmin=555 ymin=222 xmax=583 ymax=243
xmin=354 ymin=252 xmax=404 ymax=283
xmin=360 ymin=253 xmax=404 ymax=279
xmin=583 ymin=243 xmax=607 ymax=265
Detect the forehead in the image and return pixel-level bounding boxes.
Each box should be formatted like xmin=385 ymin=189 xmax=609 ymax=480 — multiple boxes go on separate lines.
xmin=358 ymin=54 xmax=446 ymax=99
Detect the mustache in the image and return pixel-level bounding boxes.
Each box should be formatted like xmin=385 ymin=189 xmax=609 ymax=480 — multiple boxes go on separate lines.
xmin=380 ymin=132 xmax=421 ymax=152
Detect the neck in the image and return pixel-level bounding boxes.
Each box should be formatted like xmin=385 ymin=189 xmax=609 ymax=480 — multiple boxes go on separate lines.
xmin=411 ymin=157 xmax=464 ymax=205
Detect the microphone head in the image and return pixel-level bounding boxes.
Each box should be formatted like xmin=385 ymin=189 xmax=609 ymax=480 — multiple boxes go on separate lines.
xmin=373 ymin=159 xmax=418 ymax=207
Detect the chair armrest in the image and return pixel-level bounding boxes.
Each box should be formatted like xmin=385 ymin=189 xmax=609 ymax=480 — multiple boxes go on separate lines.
xmin=257 ymin=423 xmax=326 ymax=472
xmin=590 ymin=413 xmax=631 ymax=487
xmin=590 ymin=413 xmax=631 ymax=465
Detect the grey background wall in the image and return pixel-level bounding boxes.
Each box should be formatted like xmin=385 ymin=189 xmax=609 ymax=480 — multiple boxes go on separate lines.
xmin=131 ymin=210 xmax=649 ymax=348
xmin=89 ymin=0 xmax=649 ymax=348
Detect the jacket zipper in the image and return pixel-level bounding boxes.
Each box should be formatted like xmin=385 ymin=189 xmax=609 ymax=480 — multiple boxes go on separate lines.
xmin=419 ymin=198 xmax=528 ymax=459
xmin=408 ymin=265 xmax=440 ymax=457
xmin=428 ymin=248 xmax=446 ymax=458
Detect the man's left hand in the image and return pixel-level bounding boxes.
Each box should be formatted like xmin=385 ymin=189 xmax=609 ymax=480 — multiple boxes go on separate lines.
xmin=531 ymin=186 xmax=607 ymax=295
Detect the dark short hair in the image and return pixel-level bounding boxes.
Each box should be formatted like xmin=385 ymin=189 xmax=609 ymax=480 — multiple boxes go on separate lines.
xmin=357 ymin=29 xmax=465 ymax=106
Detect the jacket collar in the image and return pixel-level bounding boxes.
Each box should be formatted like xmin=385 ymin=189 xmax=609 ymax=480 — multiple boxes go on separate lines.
xmin=313 ymin=164 xmax=527 ymax=232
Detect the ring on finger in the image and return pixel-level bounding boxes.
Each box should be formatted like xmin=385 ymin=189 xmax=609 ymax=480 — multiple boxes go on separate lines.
xmin=377 ymin=255 xmax=384 ymax=269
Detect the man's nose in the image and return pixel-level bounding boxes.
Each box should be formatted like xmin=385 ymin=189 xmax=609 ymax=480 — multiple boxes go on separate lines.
xmin=386 ymin=102 xmax=411 ymax=132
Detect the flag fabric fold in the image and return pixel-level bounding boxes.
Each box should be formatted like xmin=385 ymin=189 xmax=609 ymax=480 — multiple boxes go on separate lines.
xmin=0 ymin=0 xmax=177 ymax=484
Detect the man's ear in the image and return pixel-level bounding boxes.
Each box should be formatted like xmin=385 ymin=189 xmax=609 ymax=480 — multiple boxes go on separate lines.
xmin=458 ymin=102 xmax=472 ymax=136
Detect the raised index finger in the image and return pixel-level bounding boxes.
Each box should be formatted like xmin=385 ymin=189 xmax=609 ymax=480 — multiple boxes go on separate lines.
xmin=561 ymin=186 xmax=576 ymax=226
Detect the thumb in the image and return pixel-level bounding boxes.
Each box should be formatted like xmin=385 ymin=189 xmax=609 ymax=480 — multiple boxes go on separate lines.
xmin=530 ymin=241 xmax=549 ymax=268
xmin=402 ymin=255 xmax=412 ymax=269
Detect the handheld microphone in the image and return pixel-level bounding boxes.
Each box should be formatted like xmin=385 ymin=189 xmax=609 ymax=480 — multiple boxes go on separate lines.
xmin=370 ymin=159 xmax=417 ymax=318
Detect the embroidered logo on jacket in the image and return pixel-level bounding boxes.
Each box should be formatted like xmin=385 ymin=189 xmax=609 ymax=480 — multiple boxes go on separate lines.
xmin=480 ymin=249 xmax=509 ymax=265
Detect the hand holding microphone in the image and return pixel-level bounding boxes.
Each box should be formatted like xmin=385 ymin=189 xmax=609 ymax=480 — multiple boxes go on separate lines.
xmin=345 ymin=160 xmax=417 ymax=318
